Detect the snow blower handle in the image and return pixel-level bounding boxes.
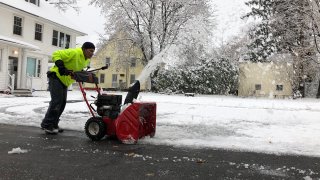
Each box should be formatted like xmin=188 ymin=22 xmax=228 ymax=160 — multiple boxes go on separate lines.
xmin=87 ymin=64 xmax=109 ymax=72
xmin=101 ymin=64 xmax=109 ymax=70
xmin=72 ymin=71 xmax=99 ymax=84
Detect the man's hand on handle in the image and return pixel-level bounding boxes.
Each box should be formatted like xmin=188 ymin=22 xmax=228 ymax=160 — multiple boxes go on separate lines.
xmin=55 ymin=60 xmax=72 ymax=76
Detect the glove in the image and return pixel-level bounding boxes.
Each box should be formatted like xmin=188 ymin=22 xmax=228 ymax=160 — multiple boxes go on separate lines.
xmin=55 ymin=60 xmax=69 ymax=76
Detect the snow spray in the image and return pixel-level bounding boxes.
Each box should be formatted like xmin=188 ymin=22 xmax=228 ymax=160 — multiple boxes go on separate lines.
xmin=137 ymin=45 xmax=179 ymax=83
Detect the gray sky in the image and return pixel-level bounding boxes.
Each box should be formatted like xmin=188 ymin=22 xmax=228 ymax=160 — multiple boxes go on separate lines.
xmin=212 ymin=0 xmax=250 ymax=43
xmin=63 ymin=0 xmax=105 ymax=46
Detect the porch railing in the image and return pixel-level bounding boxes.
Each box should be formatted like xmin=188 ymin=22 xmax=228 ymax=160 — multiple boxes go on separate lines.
xmin=26 ymin=73 xmax=33 ymax=92
xmin=8 ymin=73 xmax=15 ymax=94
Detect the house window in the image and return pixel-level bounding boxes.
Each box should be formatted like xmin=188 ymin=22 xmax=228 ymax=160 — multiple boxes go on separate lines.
xmin=100 ymin=74 xmax=105 ymax=83
xmin=130 ymin=74 xmax=135 ymax=84
xmin=52 ymin=30 xmax=71 ymax=49
xmin=35 ymin=23 xmax=43 ymax=41
xmin=65 ymin=34 xmax=70 ymax=49
xmin=26 ymin=57 xmax=41 ymax=77
xmin=255 ymin=84 xmax=261 ymax=90
xmin=117 ymin=43 xmax=124 ymax=53
xmin=30 ymin=0 xmax=36 ymax=4
xmin=276 ymin=85 xmax=283 ymax=91
xmin=25 ymin=0 xmax=39 ymax=6
xmin=130 ymin=57 xmax=136 ymax=67
xmin=105 ymin=57 xmax=110 ymax=66
xmin=112 ymin=74 xmax=117 ymax=88
xmin=13 ymin=16 xmax=23 ymax=36
xmin=37 ymin=59 xmax=41 ymax=77
xmin=59 ymin=32 xmax=65 ymax=47
xmin=52 ymin=30 xmax=58 ymax=46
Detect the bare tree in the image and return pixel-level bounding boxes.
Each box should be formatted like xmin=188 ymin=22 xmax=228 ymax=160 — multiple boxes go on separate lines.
xmin=89 ymin=0 xmax=213 ymax=63
xmin=45 ymin=0 xmax=79 ymax=12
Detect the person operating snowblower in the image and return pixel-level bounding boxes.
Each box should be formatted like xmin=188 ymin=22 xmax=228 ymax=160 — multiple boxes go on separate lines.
xmin=41 ymin=42 xmax=95 ymax=134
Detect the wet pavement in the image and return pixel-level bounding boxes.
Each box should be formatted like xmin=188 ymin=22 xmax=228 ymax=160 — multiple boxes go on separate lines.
xmin=0 ymin=123 xmax=319 ymax=180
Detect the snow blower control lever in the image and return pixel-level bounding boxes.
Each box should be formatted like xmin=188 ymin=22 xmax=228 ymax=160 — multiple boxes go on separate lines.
xmin=87 ymin=64 xmax=109 ymax=72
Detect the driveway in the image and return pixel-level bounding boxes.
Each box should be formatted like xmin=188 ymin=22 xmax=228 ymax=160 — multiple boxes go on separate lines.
xmin=0 ymin=124 xmax=319 ymax=180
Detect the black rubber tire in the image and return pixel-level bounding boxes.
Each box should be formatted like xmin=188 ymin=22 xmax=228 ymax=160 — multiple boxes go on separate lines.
xmin=85 ymin=117 xmax=106 ymax=141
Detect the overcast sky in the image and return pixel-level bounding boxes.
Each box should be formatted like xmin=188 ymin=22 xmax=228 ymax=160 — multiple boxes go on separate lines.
xmin=62 ymin=0 xmax=105 ymax=46
xmin=212 ymin=0 xmax=250 ymax=43
xmin=63 ymin=0 xmax=249 ymax=46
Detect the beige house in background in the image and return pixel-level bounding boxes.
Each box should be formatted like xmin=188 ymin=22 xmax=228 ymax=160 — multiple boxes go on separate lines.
xmin=88 ymin=31 xmax=148 ymax=90
xmin=238 ymin=61 xmax=293 ymax=98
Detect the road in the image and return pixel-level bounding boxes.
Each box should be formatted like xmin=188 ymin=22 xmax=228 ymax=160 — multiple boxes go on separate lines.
xmin=0 ymin=124 xmax=319 ymax=180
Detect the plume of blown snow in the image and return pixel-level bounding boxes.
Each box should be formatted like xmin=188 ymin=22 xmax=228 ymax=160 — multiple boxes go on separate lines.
xmin=137 ymin=45 xmax=180 ymax=83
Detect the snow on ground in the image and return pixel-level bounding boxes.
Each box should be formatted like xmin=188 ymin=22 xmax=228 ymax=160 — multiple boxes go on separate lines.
xmin=1 ymin=90 xmax=320 ymax=157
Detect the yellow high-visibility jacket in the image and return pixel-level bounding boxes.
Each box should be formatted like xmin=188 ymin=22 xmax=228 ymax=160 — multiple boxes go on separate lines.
xmin=50 ymin=47 xmax=90 ymax=87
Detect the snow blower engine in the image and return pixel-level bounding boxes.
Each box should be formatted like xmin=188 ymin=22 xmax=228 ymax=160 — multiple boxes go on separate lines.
xmin=94 ymin=94 xmax=122 ymax=119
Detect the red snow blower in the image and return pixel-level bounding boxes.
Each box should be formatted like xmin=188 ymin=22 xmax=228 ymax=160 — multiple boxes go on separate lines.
xmin=72 ymin=66 xmax=156 ymax=144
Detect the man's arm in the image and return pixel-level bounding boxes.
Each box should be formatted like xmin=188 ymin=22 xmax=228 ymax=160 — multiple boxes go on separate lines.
xmin=55 ymin=60 xmax=69 ymax=76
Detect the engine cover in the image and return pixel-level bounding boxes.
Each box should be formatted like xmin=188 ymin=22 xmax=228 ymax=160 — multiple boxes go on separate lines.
xmin=95 ymin=94 xmax=122 ymax=119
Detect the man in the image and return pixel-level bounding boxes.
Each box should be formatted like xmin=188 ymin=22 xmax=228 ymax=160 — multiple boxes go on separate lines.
xmin=41 ymin=42 xmax=95 ymax=134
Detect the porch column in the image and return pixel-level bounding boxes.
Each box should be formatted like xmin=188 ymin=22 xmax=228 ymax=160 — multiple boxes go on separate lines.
xmin=2 ymin=46 xmax=9 ymax=88
xmin=2 ymin=46 xmax=9 ymax=74
xmin=20 ymin=48 xmax=27 ymax=89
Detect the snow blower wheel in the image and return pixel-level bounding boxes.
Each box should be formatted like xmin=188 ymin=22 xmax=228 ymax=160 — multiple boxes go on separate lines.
xmin=85 ymin=117 xmax=106 ymax=141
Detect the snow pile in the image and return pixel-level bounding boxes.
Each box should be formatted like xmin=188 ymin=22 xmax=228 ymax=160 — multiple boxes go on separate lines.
xmin=8 ymin=147 xmax=28 ymax=154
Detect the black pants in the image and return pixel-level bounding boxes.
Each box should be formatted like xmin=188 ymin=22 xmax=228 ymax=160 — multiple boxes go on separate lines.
xmin=41 ymin=72 xmax=67 ymax=129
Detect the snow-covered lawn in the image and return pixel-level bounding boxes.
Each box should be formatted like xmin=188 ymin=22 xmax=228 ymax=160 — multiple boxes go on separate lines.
xmin=1 ymin=90 xmax=320 ymax=157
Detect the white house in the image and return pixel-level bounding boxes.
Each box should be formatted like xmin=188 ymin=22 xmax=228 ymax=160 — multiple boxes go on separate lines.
xmin=0 ymin=0 xmax=86 ymax=92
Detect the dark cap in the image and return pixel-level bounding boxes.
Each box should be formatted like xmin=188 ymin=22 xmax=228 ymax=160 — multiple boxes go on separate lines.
xmin=82 ymin=42 xmax=95 ymax=49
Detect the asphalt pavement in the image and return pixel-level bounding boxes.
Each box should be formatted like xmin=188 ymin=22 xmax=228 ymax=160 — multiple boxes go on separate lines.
xmin=0 ymin=123 xmax=319 ymax=180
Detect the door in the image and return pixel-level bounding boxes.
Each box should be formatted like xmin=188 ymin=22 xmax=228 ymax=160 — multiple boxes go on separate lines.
xmin=8 ymin=56 xmax=18 ymax=89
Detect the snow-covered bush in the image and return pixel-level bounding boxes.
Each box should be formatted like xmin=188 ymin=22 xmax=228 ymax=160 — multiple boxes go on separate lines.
xmin=151 ymin=57 xmax=238 ymax=95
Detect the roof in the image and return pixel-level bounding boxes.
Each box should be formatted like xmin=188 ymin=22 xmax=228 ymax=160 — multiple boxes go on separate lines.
xmin=0 ymin=0 xmax=86 ymax=36
xmin=0 ymin=35 xmax=40 ymax=51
